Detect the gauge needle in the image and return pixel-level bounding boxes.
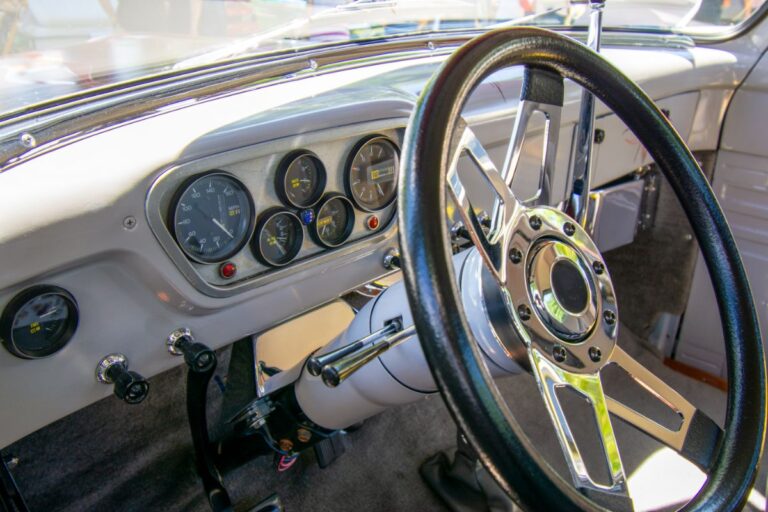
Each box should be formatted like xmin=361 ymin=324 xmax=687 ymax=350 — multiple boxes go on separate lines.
xmin=212 ymin=218 xmax=234 ymax=239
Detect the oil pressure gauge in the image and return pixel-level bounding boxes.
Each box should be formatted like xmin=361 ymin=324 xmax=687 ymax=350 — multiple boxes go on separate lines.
xmin=0 ymin=285 xmax=78 ymax=359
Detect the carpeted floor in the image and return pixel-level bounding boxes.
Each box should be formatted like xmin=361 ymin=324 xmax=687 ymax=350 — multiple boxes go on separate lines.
xmin=5 ymin=323 xmax=762 ymax=512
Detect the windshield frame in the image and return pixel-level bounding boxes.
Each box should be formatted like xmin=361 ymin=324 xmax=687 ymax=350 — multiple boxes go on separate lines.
xmin=1 ymin=2 xmax=766 ymax=170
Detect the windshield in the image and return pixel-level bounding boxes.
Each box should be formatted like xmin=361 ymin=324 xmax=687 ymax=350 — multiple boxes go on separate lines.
xmin=0 ymin=0 xmax=765 ymax=115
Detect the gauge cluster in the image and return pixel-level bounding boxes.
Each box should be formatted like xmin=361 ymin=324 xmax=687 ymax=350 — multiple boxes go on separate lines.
xmin=148 ymin=128 xmax=401 ymax=293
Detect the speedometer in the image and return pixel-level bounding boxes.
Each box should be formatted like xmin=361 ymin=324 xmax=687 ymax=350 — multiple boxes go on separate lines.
xmin=345 ymin=136 xmax=399 ymax=212
xmin=172 ymin=173 xmax=253 ymax=263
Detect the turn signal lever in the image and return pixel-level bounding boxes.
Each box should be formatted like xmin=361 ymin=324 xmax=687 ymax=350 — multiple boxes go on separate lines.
xmin=308 ymin=320 xmax=417 ymax=388
xmin=96 ymin=353 xmax=149 ymax=404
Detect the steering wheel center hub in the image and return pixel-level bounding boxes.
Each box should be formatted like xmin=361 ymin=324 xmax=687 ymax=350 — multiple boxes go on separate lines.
xmin=527 ymin=239 xmax=597 ymax=342
xmin=477 ymin=206 xmax=620 ymax=374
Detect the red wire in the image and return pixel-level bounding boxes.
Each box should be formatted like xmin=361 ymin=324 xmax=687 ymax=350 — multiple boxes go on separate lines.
xmin=277 ymin=454 xmax=298 ymax=472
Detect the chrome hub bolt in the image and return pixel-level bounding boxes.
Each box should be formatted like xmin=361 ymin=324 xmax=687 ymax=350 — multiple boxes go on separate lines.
xmin=509 ymin=247 xmax=522 ymax=264
xmin=529 ymin=215 xmax=542 ymax=230
xmin=553 ymin=345 xmax=567 ymax=362
xmin=563 ymin=222 xmax=576 ymax=236
xmin=517 ymin=304 xmax=532 ymax=321
xmin=592 ymin=261 xmax=605 ymax=275
xmin=604 ymin=310 xmax=616 ymax=325
xmin=588 ymin=346 xmax=602 ymax=362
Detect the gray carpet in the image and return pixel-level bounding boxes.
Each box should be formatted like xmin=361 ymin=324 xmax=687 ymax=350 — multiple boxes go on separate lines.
xmin=5 ymin=324 xmax=762 ymax=512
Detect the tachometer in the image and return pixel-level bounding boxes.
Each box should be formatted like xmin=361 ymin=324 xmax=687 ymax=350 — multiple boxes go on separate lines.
xmin=172 ymin=173 xmax=253 ymax=263
xmin=311 ymin=194 xmax=355 ymax=248
xmin=276 ymin=151 xmax=326 ymax=208
xmin=254 ymin=209 xmax=304 ymax=267
xmin=346 ymin=136 xmax=399 ymax=212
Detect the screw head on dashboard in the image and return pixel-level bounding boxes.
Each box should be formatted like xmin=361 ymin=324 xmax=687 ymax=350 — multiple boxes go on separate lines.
xmin=123 ymin=216 xmax=137 ymax=230
xmin=20 ymin=132 xmax=36 ymax=148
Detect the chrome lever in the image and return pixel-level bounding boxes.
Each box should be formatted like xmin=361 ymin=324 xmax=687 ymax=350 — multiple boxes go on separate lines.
xmin=564 ymin=0 xmax=604 ymax=226
xmin=306 ymin=322 xmax=399 ymax=377
xmin=321 ymin=324 xmax=417 ymax=388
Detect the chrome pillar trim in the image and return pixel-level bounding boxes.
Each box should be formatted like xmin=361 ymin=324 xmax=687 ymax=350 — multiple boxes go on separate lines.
xmin=564 ymin=0 xmax=605 ymax=228
xmin=446 ymin=124 xmax=523 ymax=285
xmin=500 ymin=100 xmax=562 ymax=207
xmin=605 ymin=346 xmax=696 ymax=451
xmin=530 ymin=348 xmax=629 ymax=498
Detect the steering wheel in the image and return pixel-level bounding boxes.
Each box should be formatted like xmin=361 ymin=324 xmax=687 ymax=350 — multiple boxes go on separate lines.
xmin=398 ymin=27 xmax=765 ymax=511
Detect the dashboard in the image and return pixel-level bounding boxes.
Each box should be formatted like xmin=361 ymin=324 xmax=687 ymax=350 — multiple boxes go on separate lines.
xmin=0 ymin=39 xmax=758 ymax=449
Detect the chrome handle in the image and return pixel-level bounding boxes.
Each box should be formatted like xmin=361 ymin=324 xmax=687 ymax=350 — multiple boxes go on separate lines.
xmin=321 ymin=325 xmax=417 ymax=388
xmin=306 ymin=322 xmax=399 ymax=376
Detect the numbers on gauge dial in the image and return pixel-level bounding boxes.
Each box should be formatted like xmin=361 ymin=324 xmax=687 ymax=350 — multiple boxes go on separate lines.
xmin=277 ymin=152 xmax=326 ymax=208
xmin=346 ymin=137 xmax=399 ymax=211
xmin=312 ymin=195 xmax=355 ymax=248
xmin=255 ymin=210 xmax=304 ymax=267
xmin=173 ymin=173 xmax=253 ymax=263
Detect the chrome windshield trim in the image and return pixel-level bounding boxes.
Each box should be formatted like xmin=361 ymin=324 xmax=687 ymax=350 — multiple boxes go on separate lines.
xmin=0 ymin=28 xmax=698 ymax=173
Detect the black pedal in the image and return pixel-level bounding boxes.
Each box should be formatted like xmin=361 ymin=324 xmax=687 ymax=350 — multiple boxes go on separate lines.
xmin=313 ymin=432 xmax=349 ymax=469
xmin=246 ymin=493 xmax=283 ymax=512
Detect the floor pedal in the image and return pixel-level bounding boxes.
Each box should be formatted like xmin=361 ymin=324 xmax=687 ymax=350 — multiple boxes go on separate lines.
xmin=314 ymin=432 xmax=349 ymax=469
xmin=246 ymin=493 xmax=283 ymax=512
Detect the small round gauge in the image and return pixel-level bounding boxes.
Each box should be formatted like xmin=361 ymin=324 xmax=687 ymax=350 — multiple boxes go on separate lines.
xmin=346 ymin=136 xmax=399 ymax=212
xmin=276 ymin=151 xmax=327 ymax=208
xmin=311 ymin=195 xmax=355 ymax=248
xmin=172 ymin=173 xmax=254 ymax=263
xmin=253 ymin=209 xmax=304 ymax=267
xmin=0 ymin=285 xmax=78 ymax=359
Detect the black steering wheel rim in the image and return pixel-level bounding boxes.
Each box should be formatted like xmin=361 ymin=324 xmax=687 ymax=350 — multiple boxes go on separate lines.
xmin=398 ymin=27 xmax=765 ymax=511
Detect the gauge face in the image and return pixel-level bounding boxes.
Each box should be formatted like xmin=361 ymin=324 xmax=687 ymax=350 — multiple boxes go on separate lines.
xmin=254 ymin=210 xmax=304 ymax=267
xmin=312 ymin=195 xmax=355 ymax=248
xmin=0 ymin=286 xmax=78 ymax=359
xmin=346 ymin=137 xmax=399 ymax=211
xmin=276 ymin=152 xmax=326 ymax=208
xmin=173 ymin=173 xmax=253 ymax=263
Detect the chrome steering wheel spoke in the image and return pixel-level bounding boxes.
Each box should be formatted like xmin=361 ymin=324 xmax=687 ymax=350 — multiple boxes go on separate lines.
xmin=605 ymin=346 xmax=723 ymax=471
xmin=503 ymin=97 xmax=563 ymax=207
xmin=447 ymin=124 xmax=522 ymax=285
xmin=530 ymin=349 xmax=632 ymax=509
